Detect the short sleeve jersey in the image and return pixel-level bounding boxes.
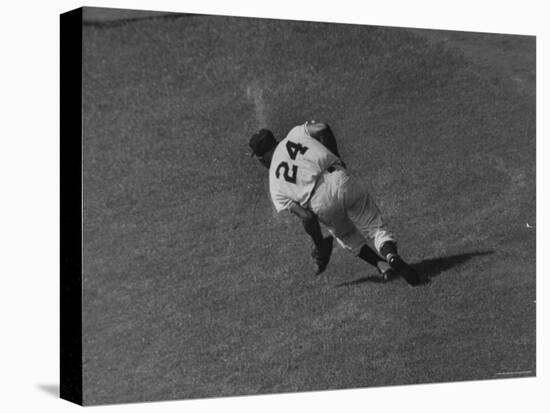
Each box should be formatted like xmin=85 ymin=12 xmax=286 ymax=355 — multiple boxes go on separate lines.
xmin=269 ymin=123 xmax=340 ymax=212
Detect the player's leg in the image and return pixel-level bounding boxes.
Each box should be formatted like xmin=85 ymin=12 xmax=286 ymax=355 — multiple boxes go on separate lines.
xmin=299 ymin=213 xmax=334 ymax=275
xmin=343 ymin=178 xmax=425 ymax=285
xmin=371 ymin=228 xmax=425 ymax=285
xmin=311 ymin=171 xmax=389 ymax=277
xmin=306 ymin=176 xmax=343 ymax=275
xmin=370 ymin=224 xmax=425 ymax=285
xmin=325 ymin=227 xmax=392 ymax=278
xmin=342 ymin=177 xmax=396 ymax=257
xmin=359 ymin=243 xmax=393 ymax=278
xmin=301 ymin=212 xmax=326 ymax=252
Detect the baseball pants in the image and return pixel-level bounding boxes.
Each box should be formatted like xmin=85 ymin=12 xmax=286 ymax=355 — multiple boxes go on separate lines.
xmin=308 ymin=166 xmax=395 ymax=255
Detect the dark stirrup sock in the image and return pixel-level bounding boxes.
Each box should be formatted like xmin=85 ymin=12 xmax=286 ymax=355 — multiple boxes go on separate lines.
xmin=358 ymin=244 xmax=382 ymax=268
xmin=379 ymin=241 xmax=398 ymax=261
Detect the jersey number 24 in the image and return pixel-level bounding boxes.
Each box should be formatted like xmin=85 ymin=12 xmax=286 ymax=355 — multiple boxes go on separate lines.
xmin=275 ymin=141 xmax=309 ymax=184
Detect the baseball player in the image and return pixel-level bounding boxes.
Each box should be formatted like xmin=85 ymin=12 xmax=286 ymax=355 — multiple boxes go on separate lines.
xmin=249 ymin=121 xmax=425 ymax=286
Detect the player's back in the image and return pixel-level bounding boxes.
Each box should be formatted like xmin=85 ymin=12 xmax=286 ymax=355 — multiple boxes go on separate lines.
xmin=269 ymin=123 xmax=340 ymax=212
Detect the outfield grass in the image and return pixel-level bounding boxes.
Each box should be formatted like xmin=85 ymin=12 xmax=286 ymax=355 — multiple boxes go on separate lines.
xmin=81 ymin=14 xmax=535 ymax=405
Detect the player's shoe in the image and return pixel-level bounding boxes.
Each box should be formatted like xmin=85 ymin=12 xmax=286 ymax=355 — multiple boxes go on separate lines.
xmin=387 ymin=254 xmax=426 ymax=286
xmin=312 ymin=236 xmax=333 ymax=275
xmin=376 ymin=260 xmax=395 ymax=281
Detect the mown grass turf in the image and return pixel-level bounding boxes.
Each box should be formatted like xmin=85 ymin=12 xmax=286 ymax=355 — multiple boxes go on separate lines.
xmin=81 ymin=14 xmax=535 ymax=405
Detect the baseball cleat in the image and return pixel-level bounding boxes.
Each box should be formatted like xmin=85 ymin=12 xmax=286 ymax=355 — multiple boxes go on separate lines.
xmin=387 ymin=254 xmax=427 ymax=286
xmin=376 ymin=260 xmax=395 ymax=281
xmin=311 ymin=236 xmax=334 ymax=275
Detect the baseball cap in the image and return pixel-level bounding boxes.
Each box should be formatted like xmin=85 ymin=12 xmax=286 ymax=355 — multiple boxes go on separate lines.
xmin=249 ymin=129 xmax=277 ymax=157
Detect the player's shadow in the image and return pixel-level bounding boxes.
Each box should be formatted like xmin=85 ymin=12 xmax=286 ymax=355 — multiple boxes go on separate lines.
xmin=336 ymin=250 xmax=495 ymax=288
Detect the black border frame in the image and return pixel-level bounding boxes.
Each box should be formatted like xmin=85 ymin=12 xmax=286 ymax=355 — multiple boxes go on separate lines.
xmin=60 ymin=7 xmax=83 ymax=406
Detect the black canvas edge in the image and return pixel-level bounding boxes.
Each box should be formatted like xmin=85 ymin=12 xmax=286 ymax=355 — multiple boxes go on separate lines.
xmin=60 ymin=7 xmax=83 ymax=406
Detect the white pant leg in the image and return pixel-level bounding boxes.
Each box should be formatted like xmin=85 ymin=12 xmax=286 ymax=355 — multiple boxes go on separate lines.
xmin=341 ymin=176 xmax=396 ymax=254
xmin=309 ymin=170 xmax=367 ymax=255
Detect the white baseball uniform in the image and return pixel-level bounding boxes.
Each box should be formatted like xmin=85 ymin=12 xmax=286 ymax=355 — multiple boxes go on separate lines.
xmin=269 ymin=122 xmax=395 ymax=255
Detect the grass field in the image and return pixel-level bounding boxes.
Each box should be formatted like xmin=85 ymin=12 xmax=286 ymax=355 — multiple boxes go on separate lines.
xmin=81 ymin=13 xmax=536 ymax=405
